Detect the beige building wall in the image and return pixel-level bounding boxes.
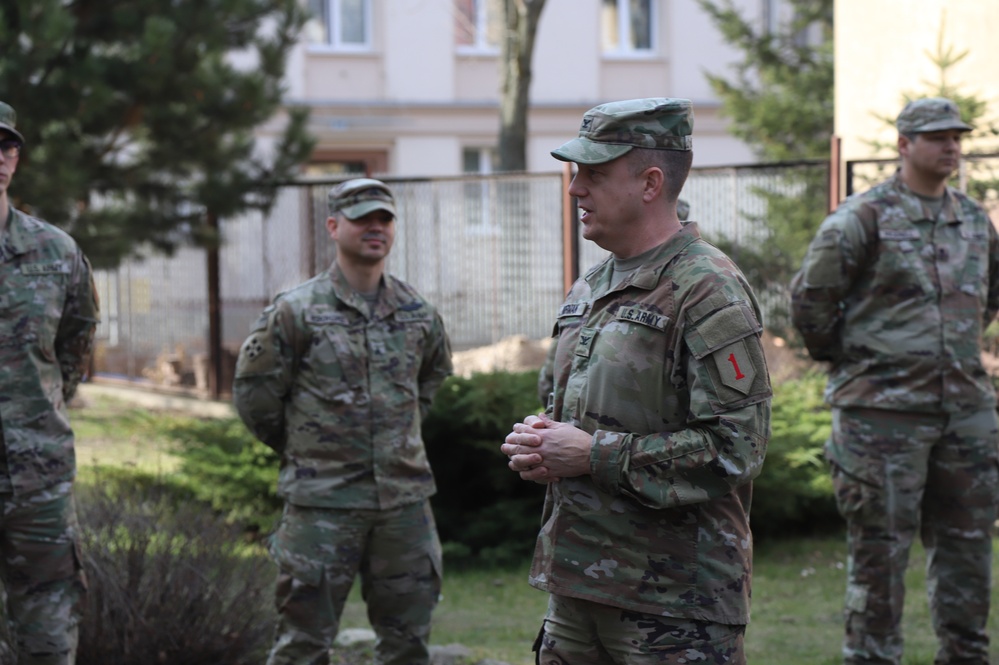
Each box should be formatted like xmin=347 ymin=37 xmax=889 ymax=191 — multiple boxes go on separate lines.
xmin=835 ymin=0 xmax=999 ymax=162
xmin=279 ymin=0 xmax=778 ymax=176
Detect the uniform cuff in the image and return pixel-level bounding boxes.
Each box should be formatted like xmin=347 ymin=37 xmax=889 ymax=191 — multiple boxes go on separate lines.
xmin=589 ymin=429 xmax=628 ymax=496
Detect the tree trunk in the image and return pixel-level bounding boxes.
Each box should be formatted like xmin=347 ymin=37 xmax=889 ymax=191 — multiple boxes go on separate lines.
xmin=498 ymin=0 xmax=546 ymax=173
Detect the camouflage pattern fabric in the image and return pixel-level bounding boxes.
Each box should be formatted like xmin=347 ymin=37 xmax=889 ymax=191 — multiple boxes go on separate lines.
xmin=895 ymin=97 xmax=972 ymax=134
xmin=537 ymin=341 xmax=556 ymax=409
xmin=0 ymin=207 xmax=98 ymax=495
xmin=536 ymin=199 xmax=692 ymax=409
xmin=551 ymin=98 xmax=693 ymax=165
xmin=790 ymin=171 xmax=999 ymax=413
xmin=533 ymin=222 xmax=771 ymax=625
xmin=0 ymin=482 xmax=87 ymax=665
xmin=828 ymin=407 xmax=997 ymax=665
xmin=233 ymin=260 xmax=451 ymax=665
xmin=232 ymin=261 xmax=453 ymax=509
xmin=537 ymin=594 xmax=746 ymax=664
xmin=0 ymin=206 xmax=95 ymax=665
xmin=266 ymin=500 xmax=442 ymax=665
xmin=791 ymin=168 xmax=999 ymax=664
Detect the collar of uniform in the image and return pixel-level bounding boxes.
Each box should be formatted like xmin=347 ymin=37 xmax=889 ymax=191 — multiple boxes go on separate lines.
xmin=1 ymin=207 xmax=34 ymax=259
xmin=890 ymin=171 xmax=964 ymax=225
xmin=586 ymin=222 xmax=702 ymax=292
xmin=327 ymin=261 xmax=404 ymax=318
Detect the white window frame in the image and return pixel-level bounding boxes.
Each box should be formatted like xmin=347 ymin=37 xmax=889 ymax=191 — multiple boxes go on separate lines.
xmin=455 ymin=0 xmax=501 ymax=55
xmin=602 ymin=0 xmax=657 ymax=58
xmin=462 ymin=147 xmax=501 ymax=236
xmin=306 ymin=0 xmax=373 ymax=53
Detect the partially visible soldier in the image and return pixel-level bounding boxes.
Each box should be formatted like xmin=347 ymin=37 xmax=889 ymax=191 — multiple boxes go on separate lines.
xmin=0 ymin=101 xmax=98 ymax=664
xmin=790 ymin=97 xmax=999 ymax=665
xmin=536 ymin=198 xmax=691 ymax=408
xmin=503 ymin=98 xmax=771 ymax=664
xmin=233 ymin=178 xmax=453 ymax=665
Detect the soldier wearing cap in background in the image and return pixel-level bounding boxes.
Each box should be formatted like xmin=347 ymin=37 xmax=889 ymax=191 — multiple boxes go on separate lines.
xmin=0 ymin=102 xmax=98 ymax=664
xmin=233 ymin=178 xmax=453 ymax=665
xmin=790 ymin=98 xmax=999 ymax=665
xmin=501 ymin=98 xmax=771 ymax=664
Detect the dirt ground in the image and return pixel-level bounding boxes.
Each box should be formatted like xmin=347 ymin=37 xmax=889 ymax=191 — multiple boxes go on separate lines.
xmin=452 ymin=333 xmax=814 ymax=383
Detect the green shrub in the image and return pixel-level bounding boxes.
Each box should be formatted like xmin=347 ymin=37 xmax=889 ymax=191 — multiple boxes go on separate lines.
xmin=164 ymin=417 xmax=282 ymax=532
xmin=423 ymin=371 xmax=547 ymax=567
xmin=752 ymin=372 xmax=840 ymax=538
xmin=74 ymin=472 xmax=276 ymax=665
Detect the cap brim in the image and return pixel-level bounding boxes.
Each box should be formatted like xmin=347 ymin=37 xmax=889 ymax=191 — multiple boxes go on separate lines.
xmin=551 ymin=137 xmax=633 ymax=165
xmin=911 ymin=120 xmax=974 ymax=133
xmin=341 ymin=200 xmax=396 ymax=220
xmin=0 ymin=122 xmax=24 ymax=143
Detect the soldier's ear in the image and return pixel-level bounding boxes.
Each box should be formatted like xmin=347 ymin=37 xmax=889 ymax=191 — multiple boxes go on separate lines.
xmin=641 ymin=166 xmax=664 ymax=203
xmin=326 ymin=215 xmax=338 ymax=240
xmin=898 ymin=134 xmax=911 ymax=157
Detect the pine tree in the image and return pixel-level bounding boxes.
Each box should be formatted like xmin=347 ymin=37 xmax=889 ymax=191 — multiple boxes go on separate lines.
xmin=0 ymin=0 xmax=314 ymax=268
xmin=697 ymin=0 xmax=833 ymax=336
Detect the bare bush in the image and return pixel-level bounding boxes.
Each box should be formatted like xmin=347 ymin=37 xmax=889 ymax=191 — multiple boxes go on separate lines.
xmin=74 ymin=475 xmax=276 ymax=665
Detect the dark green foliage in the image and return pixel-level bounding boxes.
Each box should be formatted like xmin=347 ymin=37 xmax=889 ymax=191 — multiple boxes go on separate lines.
xmin=74 ymin=473 xmax=275 ymax=665
xmin=712 ymin=166 xmax=828 ymax=337
xmin=752 ymin=372 xmax=839 ymax=539
xmin=0 ymin=0 xmax=315 ymax=268
xmin=164 ymin=417 xmax=283 ymax=531
xmin=422 ymin=371 xmax=548 ymax=567
xmin=696 ymin=0 xmax=834 ymax=162
xmin=696 ymin=0 xmax=834 ymax=338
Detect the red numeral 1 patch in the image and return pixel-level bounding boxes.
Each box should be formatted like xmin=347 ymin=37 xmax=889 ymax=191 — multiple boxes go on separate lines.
xmin=713 ymin=340 xmax=755 ymax=395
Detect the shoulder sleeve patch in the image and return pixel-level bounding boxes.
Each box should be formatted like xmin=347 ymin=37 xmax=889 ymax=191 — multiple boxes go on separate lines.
xmin=684 ymin=301 xmax=770 ymax=410
xmin=685 ymin=302 xmax=761 ymax=358
xmin=712 ymin=339 xmax=756 ymax=395
xmin=235 ymin=306 xmax=282 ymax=378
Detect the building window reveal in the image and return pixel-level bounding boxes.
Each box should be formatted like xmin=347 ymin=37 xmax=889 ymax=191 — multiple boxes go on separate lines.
xmin=601 ymin=0 xmax=655 ymax=55
xmin=306 ymin=0 xmax=371 ymax=50
xmin=455 ymin=0 xmax=502 ymax=52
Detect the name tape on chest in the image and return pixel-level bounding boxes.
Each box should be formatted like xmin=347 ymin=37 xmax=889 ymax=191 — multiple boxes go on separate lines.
xmin=558 ymin=301 xmax=589 ymax=319
xmin=394 ymin=309 xmax=432 ymax=323
xmin=615 ymin=306 xmax=669 ymax=331
xmin=878 ymin=229 xmax=921 ymax=242
xmin=305 ymin=308 xmax=350 ymax=326
xmin=21 ymin=262 xmax=66 ymax=275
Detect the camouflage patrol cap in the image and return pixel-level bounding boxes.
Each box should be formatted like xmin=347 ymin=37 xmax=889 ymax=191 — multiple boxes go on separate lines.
xmin=896 ymin=97 xmax=972 ymax=134
xmin=328 ymin=178 xmax=396 ymax=219
xmin=552 ymin=98 xmax=693 ymax=165
xmin=0 ymin=101 xmax=24 ymax=143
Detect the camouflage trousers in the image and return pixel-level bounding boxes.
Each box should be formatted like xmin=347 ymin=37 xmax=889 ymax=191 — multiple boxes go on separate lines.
xmin=0 ymin=481 xmax=86 ymax=665
xmin=828 ymin=407 xmax=998 ymax=665
xmin=534 ymin=594 xmax=745 ymax=664
xmin=266 ymin=499 xmax=443 ymax=665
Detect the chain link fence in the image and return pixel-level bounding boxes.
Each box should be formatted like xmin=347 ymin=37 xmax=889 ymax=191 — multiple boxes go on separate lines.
xmin=92 ymin=161 xmax=831 ymax=395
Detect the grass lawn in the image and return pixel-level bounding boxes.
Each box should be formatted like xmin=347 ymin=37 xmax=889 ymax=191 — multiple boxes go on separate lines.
xmin=70 ymin=390 xmax=999 ymax=665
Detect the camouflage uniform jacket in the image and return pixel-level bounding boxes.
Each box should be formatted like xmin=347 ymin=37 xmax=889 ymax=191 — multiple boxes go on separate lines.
xmin=0 ymin=207 xmax=98 ymax=495
xmin=232 ymin=262 xmax=453 ymax=510
xmin=533 ymin=223 xmax=771 ymax=624
xmin=790 ymin=172 xmax=999 ymax=413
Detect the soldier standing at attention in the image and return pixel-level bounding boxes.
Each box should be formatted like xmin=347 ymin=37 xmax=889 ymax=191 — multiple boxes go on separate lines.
xmin=233 ymin=178 xmax=453 ymax=665
xmin=502 ymin=98 xmax=772 ymax=665
xmin=0 ymin=101 xmax=98 ymax=664
xmin=790 ymin=98 xmax=999 ymax=665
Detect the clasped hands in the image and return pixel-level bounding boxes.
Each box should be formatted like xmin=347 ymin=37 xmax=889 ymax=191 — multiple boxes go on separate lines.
xmin=500 ymin=413 xmax=593 ymax=483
